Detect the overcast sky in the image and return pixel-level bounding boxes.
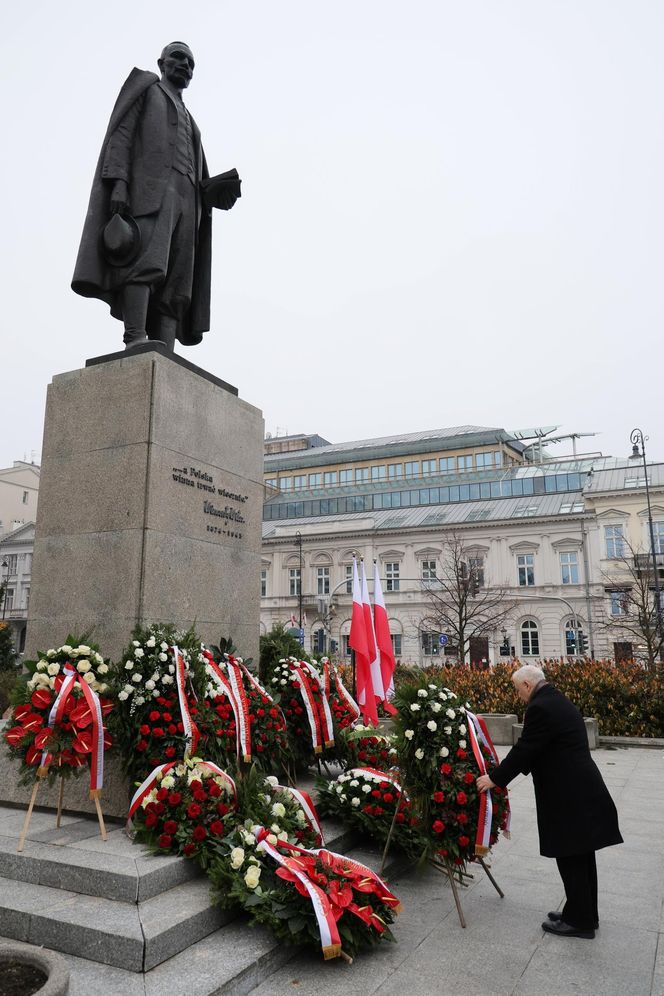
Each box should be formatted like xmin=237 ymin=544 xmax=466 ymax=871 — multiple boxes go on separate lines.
xmin=3 ymin=1 xmax=663 ymax=470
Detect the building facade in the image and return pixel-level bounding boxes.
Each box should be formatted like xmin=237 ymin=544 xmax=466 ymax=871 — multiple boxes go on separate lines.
xmin=0 ymin=462 xmax=40 ymax=539
xmin=0 ymin=521 xmax=34 ymax=654
xmin=261 ymin=426 xmax=664 ymax=664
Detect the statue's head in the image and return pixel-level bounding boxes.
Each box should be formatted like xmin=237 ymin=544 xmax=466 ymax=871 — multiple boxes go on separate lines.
xmin=158 ymin=42 xmax=195 ymax=90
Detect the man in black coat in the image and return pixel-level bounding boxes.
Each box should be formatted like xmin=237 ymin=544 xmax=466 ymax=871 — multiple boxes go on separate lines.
xmin=477 ymin=664 xmax=622 ymax=939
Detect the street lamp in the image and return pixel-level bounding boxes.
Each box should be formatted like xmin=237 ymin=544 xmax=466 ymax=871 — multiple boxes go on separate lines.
xmin=295 ymin=531 xmax=303 ymax=630
xmin=1 ymin=559 xmax=8 ymax=621
xmin=629 ymin=428 xmax=663 ymax=645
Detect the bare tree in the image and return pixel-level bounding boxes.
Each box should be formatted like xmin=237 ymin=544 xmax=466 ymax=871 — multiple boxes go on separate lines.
xmin=600 ymin=537 xmax=663 ymax=671
xmin=418 ymin=532 xmax=516 ymax=664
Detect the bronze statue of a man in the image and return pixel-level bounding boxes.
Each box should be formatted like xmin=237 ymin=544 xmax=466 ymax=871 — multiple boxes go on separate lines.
xmin=72 ymin=43 xmax=238 ymax=350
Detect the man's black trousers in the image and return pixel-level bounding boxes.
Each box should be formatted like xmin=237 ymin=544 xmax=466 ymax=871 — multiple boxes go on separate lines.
xmin=556 ymin=852 xmax=598 ymax=929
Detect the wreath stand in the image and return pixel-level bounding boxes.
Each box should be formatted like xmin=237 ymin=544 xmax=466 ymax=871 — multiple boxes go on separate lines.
xmin=378 ymin=785 xmax=504 ymax=928
xmin=17 ymin=766 xmax=108 ymax=853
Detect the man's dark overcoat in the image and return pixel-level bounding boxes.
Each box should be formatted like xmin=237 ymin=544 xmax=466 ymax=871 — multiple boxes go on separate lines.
xmin=490 ymin=683 xmax=622 ymax=858
xmin=72 ymin=69 xmax=211 ymax=346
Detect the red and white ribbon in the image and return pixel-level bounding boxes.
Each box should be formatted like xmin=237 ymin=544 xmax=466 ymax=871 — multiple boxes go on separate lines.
xmin=276 ymin=784 xmax=324 ymax=845
xmin=254 ymin=828 xmax=341 ymax=959
xmin=323 ymin=660 xmax=361 ymax=722
xmin=173 ymin=646 xmax=200 ymax=759
xmin=205 ymin=659 xmax=251 ymax=762
xmin=289 ymin=663 xmax=323 ymax=753
xmin=297 ymin=661 xmax=335 ymax=748
xmin=226 ymin=661 xmax=252 ymax=762
xmin=465 ymin=709 xmax=510 ymax=852
xmin=232 ymin=657 xmax=276 ymax=705
xmin=40 ymin=662 xmax=105 ymax=795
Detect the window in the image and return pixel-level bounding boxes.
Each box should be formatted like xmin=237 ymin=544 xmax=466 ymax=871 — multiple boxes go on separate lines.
xmin=3 ymin=587 xmax=14 ymax=611
xmin=308 ymin=473 xmax=322 ymax=487
xmin=339 ymin=469 xmax=353 ymax=484
xmin=316 ymin=566 xmax=330 ymax=595
xmin=458 ymin=455 xmax=474 ymax=472
xmin=342 ymin=634 xmax=351 ymax=656
xmin=3 ymin=555 xmax=18 ymax=575
xmin=391 ymin=634 xmax=402 ymax=657
xmin=653 ymin=522 xmax=664 ymax=555
xmin=565 ymin=619 xmax=584 ymax=656
xmin=385 ymin=562 xmax=400 ymax=592
xmin=512 ymin=504 xmax=538 ymax=518
xmin=610 ymin=591 xmax=628 ymax=616
xmin=371 ymin=465 xmax=386 ymax=481
xmin=345 ymin=564 xmax=353 ymax=594
xmin=293 ymin=475 xmax=306 ymax=489
xmin=560 ymin=551 xmax=579 ymax=585
xmin=278 ymin=477 xmax=292 ymax=491
xmin=404 ymin=461 xmax=420 ymax=477
xmin=288 ymin=568 xmax=301 ymax=596
xmin=605 ymin=525 xmax=625 ymax=559
xmin=467 ymin=509 xmax=490 ymax=522
xmin=323 ymin=471 xmax=338 ymax=486
xmin=560 ymin=500 xmax=584 ymax=513
xmin=494 ymin=451 xmax=503 ymax=467
xmin=468 ymin=556 xmax=485 ymax=588
xmin=422 ymin=460 xmax=437 ymax=475
xmin=313 ymin=629 xmax=327 ymax=654
xmin=388 ymin=464 xmax=403 ymax=480
xmin=422 ymin=632 xmax=441 ymax=656
xmin=22 ymin=491 xmax=29 ymax=504
xmin=265 ymin=478 xmax=277 ymax=488
xmin=355 ymin=467 xmax=369 ymax=483
xmin=260 ymin=570 xmax=267 ymax=597
xmin=22 ymin=586 xmax=30 ymax=610
xmin=475 ymin=452 xmax=494 ymax=469
xmin=517 ymin=554 xmax=535 ymax=587
xmin=439 ymin=457 xmax=456 ymax=473
xmin=624 ymin=477 xmax=647 ymax=489
xmin=421 ymin=559 xmax=437 ymax=581
xmin=520 ymin=620 xmax=539 ymax=656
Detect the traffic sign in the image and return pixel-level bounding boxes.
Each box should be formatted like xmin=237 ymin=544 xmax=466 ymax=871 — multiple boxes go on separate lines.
xmin=438 ymin=634 xmax=449 ymax=647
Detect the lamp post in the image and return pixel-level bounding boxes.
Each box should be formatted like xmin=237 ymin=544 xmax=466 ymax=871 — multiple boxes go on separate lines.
xmin=1 ymin=558 xmax=8 ymax=621
xmin=629 ymin=428 xmax=663 ymax=647
xmin=295 ymin=531 xmax=303 ymax=631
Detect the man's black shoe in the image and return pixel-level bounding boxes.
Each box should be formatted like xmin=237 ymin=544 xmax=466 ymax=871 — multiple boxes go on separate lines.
xmin=542 ymin=919 xmax=595 ymax=939
xmin=547 ymin=911 xmax=599 ymax=929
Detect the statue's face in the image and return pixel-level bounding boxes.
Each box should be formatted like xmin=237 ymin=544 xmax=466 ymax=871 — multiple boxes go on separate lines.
xmin=159 ymin=44 xmax=195 ymax=89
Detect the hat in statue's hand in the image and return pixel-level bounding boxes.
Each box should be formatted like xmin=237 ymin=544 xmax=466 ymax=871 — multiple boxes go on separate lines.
xmin=100 ymin=213 xmax=141 ymax=267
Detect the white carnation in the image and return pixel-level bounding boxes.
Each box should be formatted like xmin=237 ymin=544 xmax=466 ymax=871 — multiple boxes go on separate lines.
xmin=404 ymin=729 xmax=414 ymax=740
xmin=415 ymin=748 xmax=425 ymax=760
xmin=431 ymin=702 xmax=442 ymax=712
xmin=362 ymin=784 xmax=371 ymax=794
xmin=459 ymin=724 xmax=467 ymax=734
xmin=410 ymin=703 xmax=421 ymax=712
xmin=351 ymin=797 xmax=360 ymax=807
xmin=459 ymin=739 xmax=467 ymax=749
xmin=439 ymin=746 xmax=449 ymax=757
xmin=147 ymin=637 xmax=156 ymax=648
xmin=446 ymin=708 xmax=456 ymax=719
xmin=161 ymin=642 xmax=169 ymax=651
xmin=135 ymin=695 xmax=145 ymax=705
xmin=47 ymin=662 xmax=60 ymax=676
xmin=271 ymin=802 xmax=286 ymax=818
xmin=118 ymin=690 xmax=128 ymax=701
xmin=159 ymin=653 xmax=168 ymax=662
xmin=145 ymin=680 xmax=155 ymax=691
xmin=265 ymin=775 xmax=278 ymax=788
xmin=427 ymin=720 xmax=437 ymax=732
xmin=125 ymin=661 xmax=134 ymax=670
xmin=134 ymin=648 xmax=144 ymax=658
xmin=417 ymin=688 xmax=428 ymax=698
xmin=444 ymin=725 xmax=452 ymax=735
xmin=132 ymin=673 xmax=142 ymax=683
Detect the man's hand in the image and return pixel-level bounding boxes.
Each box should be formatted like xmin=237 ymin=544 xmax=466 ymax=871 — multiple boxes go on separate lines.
xmin=476 ymin=774 xmax=496 ymax=793
xmin=110 ymin=179 xmax=129 ymax=215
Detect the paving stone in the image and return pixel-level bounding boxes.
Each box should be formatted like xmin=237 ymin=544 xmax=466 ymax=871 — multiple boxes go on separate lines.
xmin=140 ymin=878 xmax=230 ymax=971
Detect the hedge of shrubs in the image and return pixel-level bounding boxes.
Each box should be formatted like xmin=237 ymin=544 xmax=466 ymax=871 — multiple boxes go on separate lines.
xmin=336 ymin=658 xmax=664 ymax=738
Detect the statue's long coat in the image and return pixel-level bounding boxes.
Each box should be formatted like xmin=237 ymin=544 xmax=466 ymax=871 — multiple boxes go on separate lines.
xmin=490 ymin=683 xmax=623 ymax=858
xmin=72 ymin=69 xmax=211 ymax=346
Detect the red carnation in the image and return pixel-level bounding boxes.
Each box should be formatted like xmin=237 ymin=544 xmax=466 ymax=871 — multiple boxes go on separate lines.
xmin=168 ymin=792 xmax=182 ymax=807
xmin=189 ymin=780 xmax=202 ymax=792
xmin=432 ymin=820 xmax=446 ymax=834
xmin=457 ymin=812 xmax=468 ymax=825
xmin=192 ymin=825 xmax=207 ymax=842
xmin=158 ymin=834 xmax=172 ymax=849
xmin=216 ymin=803 xmax=229 ymax=817
xmin=165 ymin=746 xmax=176 ymax=758
xmin=153 ymin=801 xmax=165 ymax=815
xmin=162 ymin=712 xmax=172 ymax=722
xmin=152 ymin=727 xmax=165 ymax=738
xmin=139 ymin=725 xmax=150 ymax=736
xmin=136 ymin=739 xmax=148 ymax=752
xmin=433 ymin=791 xmax=445 ymax=804
xmin=207 ymin=783 xmax=221 ymax=798
xmin=163 ymin=820 xmax=178 ymax=835
xmin=183 ymin=843 xmax=196 ymax=856
xmin=396 ymin=813 xmax=406 ymax=824
xmin=167 ymin=724 xmax=177 ymax=735
xmin=458 ymin=835 xmax=470 ymax=848
xmin=156 ymin=788 xmax=169 ymax=801
xmin=383 ymin=792 xmax=394 ymax=804
xmin=149 ymin=711 xmax=160 ymax=722
xmin=456 ymin=791 xmax=468 ymax=806
xmin=371 ymin=789 xmax=381 ymax=799
xmin=457 ymin=748 xmax=467 ymax=759
xmin=145 ymin=813 xmax=158 ymax=828
xmin=440 ymin=763 xmax=453 ymax=776
xmin=210 ymin=820 xmax=224 ymax=835
xmin=463 ymin=772 xmax=475 ymax=785
xmin=186 ymin=803 xmax=202 ymax=819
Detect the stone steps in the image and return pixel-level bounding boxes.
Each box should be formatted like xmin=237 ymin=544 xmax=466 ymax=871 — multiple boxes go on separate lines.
xmin=0 ymin=804 xmax=361 ymax=979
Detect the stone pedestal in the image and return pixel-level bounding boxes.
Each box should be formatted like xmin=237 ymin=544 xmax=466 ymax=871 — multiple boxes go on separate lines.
xmin=26 ymin=343 xmax=264 ymax=664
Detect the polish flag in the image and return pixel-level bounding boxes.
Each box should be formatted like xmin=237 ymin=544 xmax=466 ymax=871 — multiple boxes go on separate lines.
xmin=349 ymin=557 xmax=378 ymax=725
xmin=373 ymin=560 xmax=396 ymax=713
xmin=361 ymin=558 xmax=385 ymax=703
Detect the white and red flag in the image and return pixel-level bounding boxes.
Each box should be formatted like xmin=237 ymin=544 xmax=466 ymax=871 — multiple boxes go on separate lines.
xmin=361 ymin=558 xmax=385 ymax=706
xmin=373 ymin=560 xmax=397 ymax=713
xmin=348 ymin=556 xmax=378 ymax=725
